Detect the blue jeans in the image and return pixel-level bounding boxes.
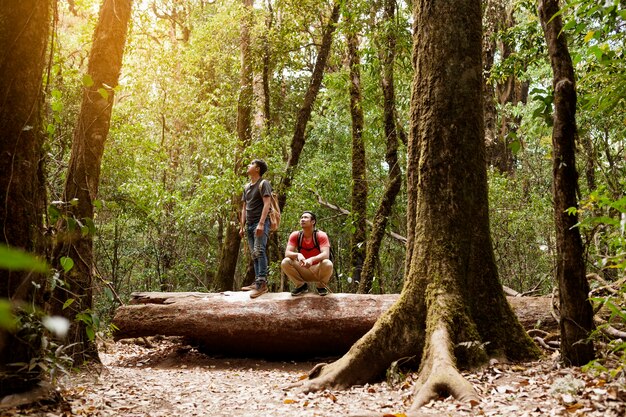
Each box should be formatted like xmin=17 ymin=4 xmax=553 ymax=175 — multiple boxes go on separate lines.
xmin=246 ymin=217 xmax=270 ymax=281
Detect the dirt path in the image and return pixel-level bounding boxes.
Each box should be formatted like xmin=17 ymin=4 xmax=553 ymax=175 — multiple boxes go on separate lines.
xmin=3 ymin=338 xmax=625 ymax=416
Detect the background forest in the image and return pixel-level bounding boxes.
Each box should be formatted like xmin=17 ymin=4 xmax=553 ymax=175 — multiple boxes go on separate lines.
xmin=1 ymin=0 xmax=626 ymax=394
xmin=46 ymin=0 xmax=625 ymax=317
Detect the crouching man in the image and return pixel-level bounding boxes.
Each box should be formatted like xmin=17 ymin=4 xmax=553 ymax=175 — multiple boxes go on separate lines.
xmin=281 ymin=211 xmax=333 ymax=296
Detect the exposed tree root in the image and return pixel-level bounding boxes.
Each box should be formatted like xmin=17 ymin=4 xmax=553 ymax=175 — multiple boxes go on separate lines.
xmin=595 ymin=316 xmax=626 ymax=339
xmin=410 ymin=326 xmax=479 ymax=410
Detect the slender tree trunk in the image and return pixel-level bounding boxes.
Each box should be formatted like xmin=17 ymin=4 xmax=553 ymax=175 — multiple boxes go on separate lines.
xmin=0 ymin=0 xmax=51 ymax=396
xmin=50 ymin=0 xmax=132 ymax=364
xmin=345 ymin=14 xmax=368 ymax=288
xmin=214 ymin=0 xmax=254 ymax=291
xmin=358 ymin=0 xmax=402 ymax=294
xmin=262 ymin=0 xmax=273 ymax=128
xmin=276 ymin=2 xmax=341 ymax=211
xmin=539 ymin=0 xmax=595 ymax=366
xmin=303 ymin=0 xmax=539 ymax=410
xmin=260 ymin=0 xmax=283 ymax=282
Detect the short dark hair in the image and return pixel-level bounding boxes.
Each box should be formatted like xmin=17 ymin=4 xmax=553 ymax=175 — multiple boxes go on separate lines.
xmin=251 ymin=159 xmax=267 ymax=176
xmin=302 ymin=211 xmax=316 ymax=226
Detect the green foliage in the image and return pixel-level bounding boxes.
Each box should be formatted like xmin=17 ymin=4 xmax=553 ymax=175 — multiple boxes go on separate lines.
xmin=488 ymin=171 xmax=555 ymax=294
xmin=0 ymin=244 xmax=49 ymax=273
xmin=575 ymin=191 xmax=626 ymax=367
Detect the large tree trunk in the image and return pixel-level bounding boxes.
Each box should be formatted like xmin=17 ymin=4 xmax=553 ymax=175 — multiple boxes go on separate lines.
xmin=302 ymin=0 xmax=540 ymax=411
xmin=346 ymin=15 xmax=368 ymax=289
xmin=50 ymin=0 xmax=132 ymax=364
xmin=112 ymin=292 xmax=556 ymax=357
xmin=214 ymin=0 xmax=254 ymax=291
xmin=538 ymin=0 xmax=595 ymax=366
xmin=0 ymin=0 xmax=51 ymax=396
xmin=276 ymin=2 xmax=340 ymax=211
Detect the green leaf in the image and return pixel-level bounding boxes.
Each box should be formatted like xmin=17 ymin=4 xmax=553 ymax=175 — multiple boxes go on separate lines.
xmin=86 ymin=326 xmax=95 ymax=341
xmin=508 ymin=139 xmax=521 ymax=154
xmin=60 ymin=256 xmax=74 ymax=273
xmin=62 ymin=298 xmax=75 ymax=310
xmin=98 ymin=88 xmax=109 ymax=100
xmin=84 ymin=217 xmax=96 ymax=235
xmin=583 ymin=30 xmax=595 ymax=43
xmin=48 ymin=204 xmax=61 ymax=223
xmin=82 ymin=74 xmax=94 ymax=87
xmin=0 ymin=244 xmax=49 ymax=273
xmin=104 ymin=286 xmax=114 ymax=301
xmin=0 ymin=299 xmax=16 ymax=331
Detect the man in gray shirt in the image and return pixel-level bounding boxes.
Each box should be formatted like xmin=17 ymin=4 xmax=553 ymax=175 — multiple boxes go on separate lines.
xmin=239 ymin=159 xmax=272 ymax=298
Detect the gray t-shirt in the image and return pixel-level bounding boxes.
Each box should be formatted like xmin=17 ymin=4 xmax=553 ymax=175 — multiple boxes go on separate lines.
xmin=242 ymin=179 xmax=272 ymax=225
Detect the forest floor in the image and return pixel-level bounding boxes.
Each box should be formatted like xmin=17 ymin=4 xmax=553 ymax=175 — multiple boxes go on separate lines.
xmin=1 ymin=336 xmax=625 ymax=417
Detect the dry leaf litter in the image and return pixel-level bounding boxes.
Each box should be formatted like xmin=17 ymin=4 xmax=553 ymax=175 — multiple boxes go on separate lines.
xmin=1 ymin=337 xmax=624 ymax=417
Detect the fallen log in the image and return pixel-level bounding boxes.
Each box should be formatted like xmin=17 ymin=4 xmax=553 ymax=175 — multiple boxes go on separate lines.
xmin=112 ymin=292 xmax=555 ymax=358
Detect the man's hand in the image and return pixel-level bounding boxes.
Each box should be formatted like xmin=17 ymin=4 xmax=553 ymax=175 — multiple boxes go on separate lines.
xmin=299 ymin=255 xmax=313 ymax=269
xmin=255 ymin=222 xmax=264 ymax=236
xmin=239 ymin=228 xmax=245 ymax=238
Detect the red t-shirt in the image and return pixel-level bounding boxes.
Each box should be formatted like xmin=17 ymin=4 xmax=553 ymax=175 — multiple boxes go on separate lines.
xmin=288 ymin=230 xmax=330 ymax=263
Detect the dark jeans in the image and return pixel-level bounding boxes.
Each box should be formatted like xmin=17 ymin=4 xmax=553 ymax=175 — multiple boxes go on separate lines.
xmin=246 ymin=217 xmax=270 ymax=281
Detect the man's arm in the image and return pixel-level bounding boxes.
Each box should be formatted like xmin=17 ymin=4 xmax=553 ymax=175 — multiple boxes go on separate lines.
xmin=256 ymin=195 xmax=271 ymax=236
xmin=239 ymin=201 xmax=246 ymax=237
xmin=302 ymin=246 xmax=329 ymax=267
xmin=284 ymin=242 xmax=301 ymax=261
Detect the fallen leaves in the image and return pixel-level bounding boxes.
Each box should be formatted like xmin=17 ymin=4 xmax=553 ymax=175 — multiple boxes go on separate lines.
xmin=2 ymin=338 xmax=625 ymax=417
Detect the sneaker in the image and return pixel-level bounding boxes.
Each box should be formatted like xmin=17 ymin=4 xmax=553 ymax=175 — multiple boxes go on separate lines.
xmin=241 ymin=282 xmax=256 ymax=291
xmin=317 ymin=287 xmax=328 ymax=296
xmin=250 ymin=281 xmax=268 ymax=298
xmin=291 ymin=283 xmax=308 ymax=296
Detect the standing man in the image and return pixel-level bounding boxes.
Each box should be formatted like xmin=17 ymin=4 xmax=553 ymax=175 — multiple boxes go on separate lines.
xmin=281 ymin=211 xmax=333 ymax=296
xmin=239 ymin=159 xmax=271 ymax=298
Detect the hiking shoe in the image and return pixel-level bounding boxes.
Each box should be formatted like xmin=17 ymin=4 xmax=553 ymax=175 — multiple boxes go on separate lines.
xmin=317 ymin=287 xmax=328 ymax=296
xmin=250 ymin=281 xmax=268 ymax=298
xmin=291 ymin=283 xmax=308 ymax=296
xmin=241 ymin=282 xmax=256 ymax=291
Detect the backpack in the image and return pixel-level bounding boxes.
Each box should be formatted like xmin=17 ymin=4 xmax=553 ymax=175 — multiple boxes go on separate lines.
xmin=260 ymin=179 xmax=281 ymax=233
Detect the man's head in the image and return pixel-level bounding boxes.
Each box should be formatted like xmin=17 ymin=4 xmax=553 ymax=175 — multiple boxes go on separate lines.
xmin=300 ymin=211 xmax=317 ymax=229
xmin=248 ymin=159 xmax=268 ymax=177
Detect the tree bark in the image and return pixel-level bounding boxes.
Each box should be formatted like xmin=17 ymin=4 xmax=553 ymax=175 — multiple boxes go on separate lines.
xmin=301 ymin=0 xmax=540 ymax=410
xmin=346 ymin=13 xmax=368 ymax=289
xmin=50 ymin=0 xmax=132 ymax=364
xmin=112 ymin=292 xmax=556 ymax=357
xmin=276 ymin=2 xmax=341 ymax=212
xmin=214 ymin=0 xmax=254 ymax=291
xmin=538 ymin=0 xmax=595 ymax=366
xmin=483 ymin=0 xmax=525 ymax=174
xmin=358 ymin=0 xmax=402 ymax=294
xmin=0 ymin=0 xmax=51 ymax=396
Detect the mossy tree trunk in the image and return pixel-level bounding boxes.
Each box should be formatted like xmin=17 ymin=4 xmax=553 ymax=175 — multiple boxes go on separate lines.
xmin=50 ymin=0 xmax=132 ymax=364
xmin=0 ymin=0 xmax=51 ymax=396
xmin=358 ymin=0 xmax=402 ymax=294
xmin=345 ymin=8 xmax=368 ymax=289
xmin=214 ymin=0 xmax=254 ymax=291
xmin=276 ymin=1 xmax=340 ymax=212
xmin=303 ymin=0 xmax=540 ymax=410
xmin=538 ymin=0 xmax=595 ymax=366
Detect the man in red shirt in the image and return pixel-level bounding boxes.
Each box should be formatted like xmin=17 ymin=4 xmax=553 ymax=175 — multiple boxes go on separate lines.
xmin=281 ymin=211 xmax=333 ymax=296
